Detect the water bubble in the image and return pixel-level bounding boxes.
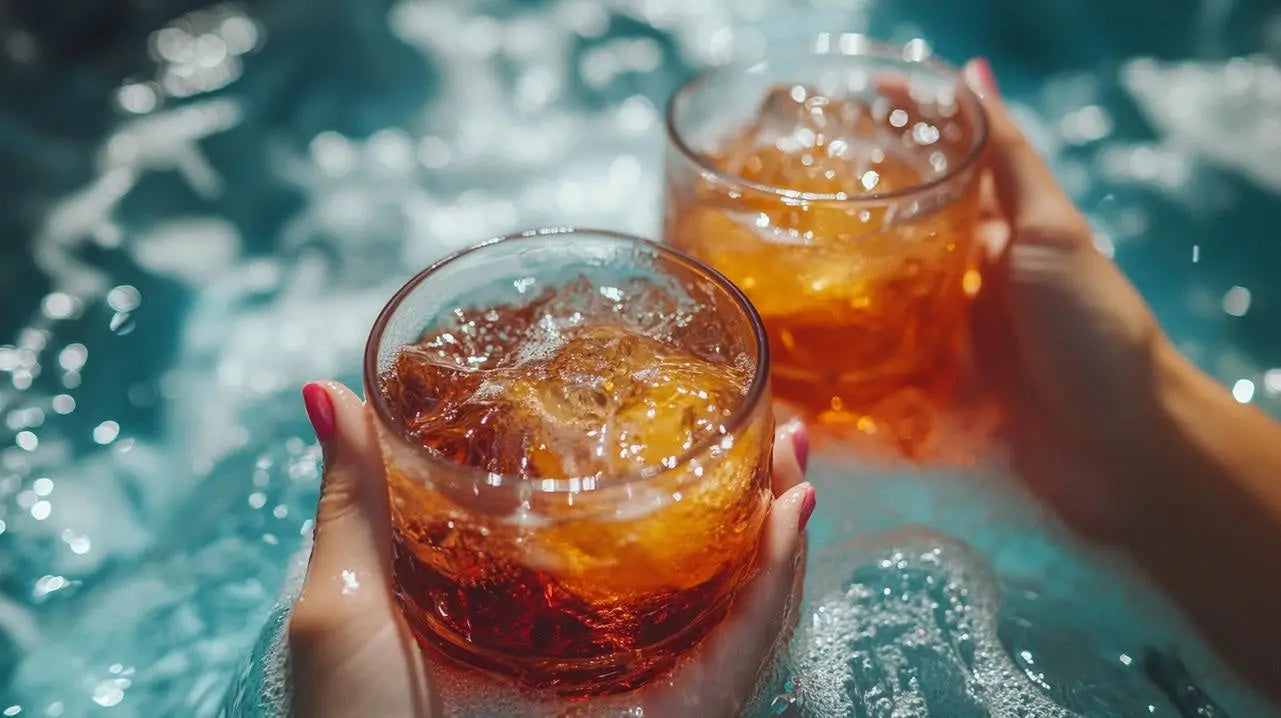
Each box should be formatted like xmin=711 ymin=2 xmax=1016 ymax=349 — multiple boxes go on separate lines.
xmin=1264 ymin=369 xmax=1281 ymax=396
xmin=911 ymin=122 xmax=940 ymax=145
xmin=61 ymin=530 xmax=92 ymax=555
xmin=616 ymin=95 xmax=657 ymax=135
xmin=92 ymin=421 xmax=120 ymax=445
xmin=41 ymin=293 xmax=78 ymax=320
xmin=6 ymin=407 xmax=45 ymax=430
xmin=107 ymin=285 xmax=142 ymax=313
xmin=902 ymin=37 xmax=932 ymax=61
xmin=218 ymin=15 xmax=260 ymax=54
xmin=91 ymin=679 xmax=127 ymax=708
xmin=368 ymin=129 xmax=416 ymax=175
xmin=117 ymin=83 xmax=158 ymax=114
xmin=109 ymin=312 xmax=137 ymax=335
xmin=57 ymin=344 xmax=87 ymax=372
xmin=51 ymin=395 xmax=75 ymax=415
xmin=1231 ymin=379 xmax=1255 ymax=403
xmin=32 ymin=575 xmax=66 ymax=599
xmin=16 ymin=432 xmax=38 ymax=451
xmin=1221 ymin=286 xmax=1251 ymax=317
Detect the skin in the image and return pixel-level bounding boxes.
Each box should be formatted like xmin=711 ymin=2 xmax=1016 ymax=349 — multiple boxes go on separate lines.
xmin=288 ymin=380 xmax=813 ymax=718
xmin=965 ymin=59 xmax=1281 ymax=702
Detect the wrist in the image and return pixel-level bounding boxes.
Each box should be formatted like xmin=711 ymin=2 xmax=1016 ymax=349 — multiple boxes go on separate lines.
xmin=1145 ymin=338 xmax=1206 ymax=460
xmin=1117 ymin=335 xmax=1275 ymax=545
xmin=1143 ymin=337 xmax=1238 ymax=475
xmin=1110 ymin=338 xmax=1281 ymax=698
xmin=1101 ymin=337 xmax=1206 ymax=540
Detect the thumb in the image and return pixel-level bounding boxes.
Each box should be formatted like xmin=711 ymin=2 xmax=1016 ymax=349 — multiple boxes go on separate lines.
xmin=645 ymin=481 xmax=815 ymax=716
xmin=298 ymin=380 xmax=393 ymax=605
xmin=291 ymin=381 xmax=436 ymax=718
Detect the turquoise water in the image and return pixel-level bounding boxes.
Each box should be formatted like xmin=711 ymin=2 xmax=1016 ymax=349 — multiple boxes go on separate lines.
xmin=1 ymin=0 xmax=1280 ymax=715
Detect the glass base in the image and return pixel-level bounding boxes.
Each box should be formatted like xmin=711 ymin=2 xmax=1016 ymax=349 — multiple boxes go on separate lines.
xmin=394 ymin=586 xmax=736 ymax=697
xmin=774 ymin=365 xmax=954 ymax=449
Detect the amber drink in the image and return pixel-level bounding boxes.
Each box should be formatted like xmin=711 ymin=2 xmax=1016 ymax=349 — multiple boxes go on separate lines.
xmin=364 ymin=229 xmax=773 ymax=694
xmin=664 ymin=37 xmax=988 ymax=452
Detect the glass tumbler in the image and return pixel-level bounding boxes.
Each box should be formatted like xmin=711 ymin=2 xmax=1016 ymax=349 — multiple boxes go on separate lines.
xmin=664 ymin=36 xmax=988 ymax=452
xmin=363 ymin=228 xmax=774 ymax=694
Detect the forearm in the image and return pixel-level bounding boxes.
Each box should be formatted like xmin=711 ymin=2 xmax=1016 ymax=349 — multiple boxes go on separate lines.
xmin=1124 ymin=344 xmax=1281 ymax=698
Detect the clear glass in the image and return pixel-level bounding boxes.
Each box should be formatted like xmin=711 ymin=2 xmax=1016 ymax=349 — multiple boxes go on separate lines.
xmin=664 ymin=36 xmax=988 ymax=454
xmin=363 ymin=228 xmax=774 ymax=695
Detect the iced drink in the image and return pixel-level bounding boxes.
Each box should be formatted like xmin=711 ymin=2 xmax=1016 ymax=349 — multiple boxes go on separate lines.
xmin=364 ymin=230 xmax=773 ymax=694
xmin=665 ymin=38 xmax=987 ymax=453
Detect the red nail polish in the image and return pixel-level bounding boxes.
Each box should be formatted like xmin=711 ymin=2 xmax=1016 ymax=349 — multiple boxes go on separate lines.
xmin=303 ymin=383 xmax=336 ymax=442
xmin=791 ymin=424 xmax=809 ymax=474
xmin=798 ymin=486 xmax=816 ymax=534
xmin=970 ymin=57 xmax=999 ymax=95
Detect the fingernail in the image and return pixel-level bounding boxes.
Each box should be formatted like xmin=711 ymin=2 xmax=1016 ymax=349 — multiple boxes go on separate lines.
xmin=798 ymin=485 xmax=816 ymax=534
xmin=967 ymin=57 xmax=999 ymax=96
xmin=303 ymin=383 xmax=336 ymax=442
xmin=790 ymin=422 xmax=809 ymax=474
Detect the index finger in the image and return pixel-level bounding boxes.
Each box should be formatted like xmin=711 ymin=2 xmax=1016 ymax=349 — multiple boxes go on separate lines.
xmin=642 ymin=481 xmax=812 ymax=715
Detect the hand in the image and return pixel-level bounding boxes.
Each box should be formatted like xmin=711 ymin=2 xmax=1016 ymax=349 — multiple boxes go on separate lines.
xmin=962 ymin=59 xmax=1281 ymax=702
xmin=963 ymin=58 xmax=1175 ymax=539
xmin=288 ymin=380 xmax=815 ymax=718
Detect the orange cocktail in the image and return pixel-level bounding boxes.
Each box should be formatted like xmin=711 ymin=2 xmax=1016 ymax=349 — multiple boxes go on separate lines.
xmin=664 ymin=37 xmax=988 ymax=453
xmin=364 ymin=229 xmax=773 ymax=694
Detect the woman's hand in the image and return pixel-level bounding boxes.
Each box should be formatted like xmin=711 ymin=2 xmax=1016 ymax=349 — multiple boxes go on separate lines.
xmin=288 ymin=381 xmax=814 ymax=718
xmin=965 ymin=58 xmax=1281 ymax=700
xmin=963 ymin=59 xmax=1173 ymax=539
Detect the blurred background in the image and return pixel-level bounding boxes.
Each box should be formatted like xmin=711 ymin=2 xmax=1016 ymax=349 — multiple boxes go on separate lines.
xmin=0 ymin=0 xmax=1279 ymax=715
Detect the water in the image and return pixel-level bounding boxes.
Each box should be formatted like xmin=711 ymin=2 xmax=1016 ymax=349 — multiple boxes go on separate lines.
xmin=1 ymin=0 xmax=1279 ymax=715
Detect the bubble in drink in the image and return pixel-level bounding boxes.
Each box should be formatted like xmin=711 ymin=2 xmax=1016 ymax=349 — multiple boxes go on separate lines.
xmin=375 ymin=270 xmax=772 ymax=695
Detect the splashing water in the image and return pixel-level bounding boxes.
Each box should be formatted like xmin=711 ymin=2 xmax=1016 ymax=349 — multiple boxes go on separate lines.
xmin=766 ymin=532 xmax=1076 ymax=717
xmin=1 ymin=0 xmax=1280 ymax=715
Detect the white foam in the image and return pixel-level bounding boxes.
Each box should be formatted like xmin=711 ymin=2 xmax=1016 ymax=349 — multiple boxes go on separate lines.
xmin=245 ymin=534 xmax=313 ymax=718
xmin=763 ymin=530 xmax=1076 ymax=717
xmin=513 ymin=314 xmax=572 ymax=364
xmin=1122 ymin=55 xmax=1281 ymax=192
xmin=131 ymin=218 xmax=242 ymax=287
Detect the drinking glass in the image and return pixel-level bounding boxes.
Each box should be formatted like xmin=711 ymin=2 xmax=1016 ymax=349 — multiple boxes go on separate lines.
xmin=364 ymin=228 xmax=773 ymax=694
xmin=664 ymin=36 xmax=988 ymax=452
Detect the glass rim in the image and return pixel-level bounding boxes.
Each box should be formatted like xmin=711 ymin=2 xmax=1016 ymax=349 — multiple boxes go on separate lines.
xmin=663 ymin=36 xmax=990 ymax=204
xmin=362 ymin=226 xmax=772 ymax=494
